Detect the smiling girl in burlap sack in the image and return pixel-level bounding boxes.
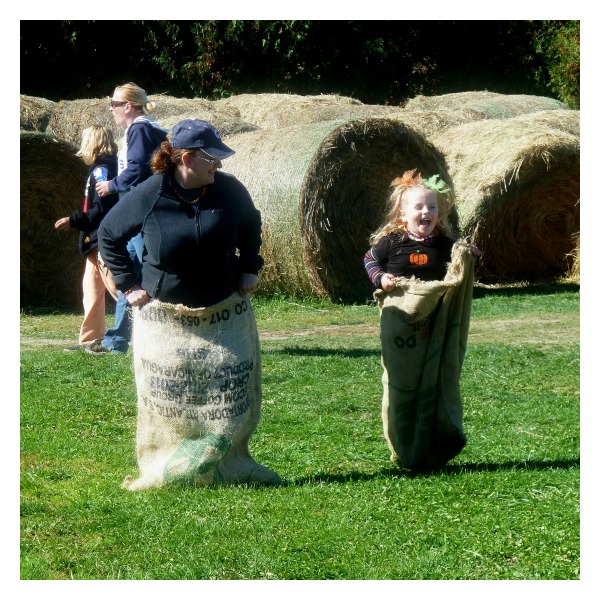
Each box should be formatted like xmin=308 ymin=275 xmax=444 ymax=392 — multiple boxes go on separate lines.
xmin=365 ymin=170 xmax=481 ymax=470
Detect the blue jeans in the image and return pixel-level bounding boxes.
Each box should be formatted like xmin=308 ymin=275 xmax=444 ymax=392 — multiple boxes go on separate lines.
xmin=101 ymin=233 xmax=143 ymax=354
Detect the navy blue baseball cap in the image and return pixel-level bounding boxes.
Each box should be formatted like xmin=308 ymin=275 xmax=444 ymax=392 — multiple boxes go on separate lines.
xmin=171 ymin=119 xmax=235 ymax=159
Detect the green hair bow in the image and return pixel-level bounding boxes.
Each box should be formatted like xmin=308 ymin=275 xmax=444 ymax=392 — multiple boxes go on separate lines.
xmin=421 ymin=174 xmax=451 ymax=194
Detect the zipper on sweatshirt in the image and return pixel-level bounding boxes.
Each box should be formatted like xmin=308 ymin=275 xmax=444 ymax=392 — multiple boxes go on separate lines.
xmin=195 ymin=205 xmax=201 ymax=242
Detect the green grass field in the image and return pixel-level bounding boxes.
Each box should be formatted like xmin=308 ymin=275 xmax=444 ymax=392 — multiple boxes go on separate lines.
xmin=20 ymin=283 xmax=580 ymax=580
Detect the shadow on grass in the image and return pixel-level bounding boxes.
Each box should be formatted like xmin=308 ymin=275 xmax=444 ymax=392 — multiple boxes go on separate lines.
xmin=287 ymin=457 xmax=580 ymax=486
xmin=21 ymin=281 xmax=578 ymax=315
xmin=263 ymin=347 xmax=380 ymax=358
xmin=472 ymin=281 xmax=579 ymax=299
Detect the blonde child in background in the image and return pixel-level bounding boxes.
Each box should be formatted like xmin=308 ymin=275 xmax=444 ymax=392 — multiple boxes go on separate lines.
xmin=364 ymin=169 xmax=480 ymax=289
xmin=54 ymin=125 xmax=119 ymax=351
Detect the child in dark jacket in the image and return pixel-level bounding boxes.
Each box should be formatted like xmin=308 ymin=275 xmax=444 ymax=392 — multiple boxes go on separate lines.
xmin=54 ymin=125 xmax=119 ymax=351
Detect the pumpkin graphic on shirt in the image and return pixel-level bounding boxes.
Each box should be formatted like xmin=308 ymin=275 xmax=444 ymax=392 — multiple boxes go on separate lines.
xmin=409 ymin=252 xmax=428 ymax=266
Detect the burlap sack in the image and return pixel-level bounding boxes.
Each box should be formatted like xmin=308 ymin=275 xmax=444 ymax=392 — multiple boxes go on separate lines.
xmin=122 ymin=293 xmax=281 ymax=491
xmin=375 ymin=243 xmax=475 ymax=470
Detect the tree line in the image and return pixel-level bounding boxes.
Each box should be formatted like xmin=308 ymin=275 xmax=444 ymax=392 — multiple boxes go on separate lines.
xmin=20 ymin=20 xmax=580 ymax=108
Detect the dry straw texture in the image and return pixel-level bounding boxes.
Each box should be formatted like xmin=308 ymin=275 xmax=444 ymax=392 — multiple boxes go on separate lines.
xmin=45 ymin=95 xmax=252 ymax=147
xmin=148 ymin=95 xmax=259 ymax=137
xmin=20 ymin=95 xmax=56 ymax=132
xmin=225 ymin=117 xmax=453 ymax=302
xmin=48 ymin=98 xmax=121 ymax=146
xmin=404 ymin=91 xmax=503 ymax=110
xmin=21 ymin=132 xmax=89 ymax=308
xmin=432 ymin=116 xmax=580 ymax=282
xmin=510 ymin=109 xmax=580 ymax=137
xmin=459 ymin=94 xmax=569 ymax=119
xmin=564 ymin=234 xmax=580 ymax=283
xmin=385 ymin=108 xmax=488 ymax=138
xmin=155 ymin=113 xmax=258 ymax=139
xmin=213 ymin=93 xmax=400 ymax=129
xmin=406 ymin=91 xmax=569 ymax=119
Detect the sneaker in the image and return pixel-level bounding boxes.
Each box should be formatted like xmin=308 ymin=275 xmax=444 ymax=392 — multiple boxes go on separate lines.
xmin=85 ymin=343 xmax=114 ymax=355
xmin=64 ymin=345 xmax=85 ymax=353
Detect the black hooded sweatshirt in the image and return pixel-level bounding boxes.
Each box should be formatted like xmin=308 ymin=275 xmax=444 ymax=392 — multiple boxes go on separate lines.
xmin=69 ymin=154 xmax=119 ymax=256
xmin=98 ymin=170 xmax=264 ymax=308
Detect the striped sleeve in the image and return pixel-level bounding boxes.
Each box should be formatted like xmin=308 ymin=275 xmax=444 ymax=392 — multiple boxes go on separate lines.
xmin=364 ymin=247 xmax=385 ymax=288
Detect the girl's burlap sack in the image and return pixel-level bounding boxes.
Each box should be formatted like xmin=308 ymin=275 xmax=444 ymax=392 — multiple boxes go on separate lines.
xmin=122 ymin=293 xmax=281 ymax=491
xmin=375 ymin=243 xmax=475 ymax=470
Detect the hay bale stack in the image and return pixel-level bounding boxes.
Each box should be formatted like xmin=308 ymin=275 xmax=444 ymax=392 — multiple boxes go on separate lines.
xmin=458 ymin=94 xmax=570 ymax=119
xmin=213 ymin=93 xmax=398 ymax=129
xmin=405 ymin=92 xmax=569 ymax=119
xmin=21 ymin=132 xmax=89 ymax=309
xmin=510 ymin=109 xmax=580 ymax=137
xmin=47 ymin=95 xmax=253 ymax=146
xmin=48 ymin=98 xmax=120 ymax=146
xmin=564 ymin=233 xmax=580 ymax=283
xmin=156 ymin=112 xmax=259 ymax=138
xmin=431 ymin=118 xmax=579 ymax=282
xmin=225 ymin=117 xmax=453 ymax=302
xmin=147 ymin=95 xmax=260 ymax=136
xmin=147 ymin=94 xmax=215 ymax=118
xmin=385 ymin=108 xmax=488 ymax=138
xmin=404 ymin=91 xmax=502 ymax=110
xmin=20 ymin=95 xmax=56 ymax=132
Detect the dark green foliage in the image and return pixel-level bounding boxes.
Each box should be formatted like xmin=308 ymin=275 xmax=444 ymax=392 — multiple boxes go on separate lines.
xmin=20 ymin=21 xmax=166 ymax=100
xmin=20 ymin=20 xmax=579 ymax=107
xmin=530 ymin=21 xmax=580 ymax=108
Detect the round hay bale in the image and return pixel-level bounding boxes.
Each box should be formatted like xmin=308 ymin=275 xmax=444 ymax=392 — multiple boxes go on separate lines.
xmin=156 ymin=112 xmax=259 ymax=138
xmin=147 ymin=94 xmax=256 ymax=133
xmin=147 ymin=94 xmax=216 ymax=119
xmin=47 ymin=95 xmax=248 ymax=147
xmin=510 ymin=109 xmax=580 ymax=137
xmin=385 ymin=108 xmax=488 ymax=138
xmin=20 ymin=95 xmax=56 ymax=132
xmin=21 ymin=132 xmax=89 ymax=309
xmin=48 ymin=98 xmax=120 ymax=146
xmin=459 ymin=94 xmax=570 ymax=119
xmin=213 ymin=93 xmax=397 ymax=129
xmin=225 ymin=117 xmax=454 ymax=302
xmin=431 ymin=118 xmax=580 ymax=282
xmin=404 ymin=91 xmax=502 ymax=110
xmin=564 ymin=233 xmax=580 ymax=283
xmin=405 ymin=92 xmax=569 ymax=119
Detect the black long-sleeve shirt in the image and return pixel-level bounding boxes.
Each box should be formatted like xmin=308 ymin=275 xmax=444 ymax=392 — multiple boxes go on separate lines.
xmin=98 ymin=171 xmax=264 ymax=308
xmin=69 ymin=154 xmax=119 ymax=256
xmin=364 ymin=232 xmax=454 ymax=287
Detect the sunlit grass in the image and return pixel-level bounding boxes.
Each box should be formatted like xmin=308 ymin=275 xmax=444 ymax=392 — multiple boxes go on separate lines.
xmin=20 ymin=283 xmax=579 ymax=579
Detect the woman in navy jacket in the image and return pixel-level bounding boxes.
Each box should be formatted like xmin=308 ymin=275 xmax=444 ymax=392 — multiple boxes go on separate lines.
xmin=89 ymin=82 xmax=168 ymax=355
xmin=98 ymin=119 xmax=263 ymax=309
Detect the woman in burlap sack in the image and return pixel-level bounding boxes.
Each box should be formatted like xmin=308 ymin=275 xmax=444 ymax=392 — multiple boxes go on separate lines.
xmin=54 ymin=125 xmax=119 ymax=352
xmin=98 ymin=119 xmax=281 ymax=490
xmin=364 ymin=169 xmax=480 ymax=471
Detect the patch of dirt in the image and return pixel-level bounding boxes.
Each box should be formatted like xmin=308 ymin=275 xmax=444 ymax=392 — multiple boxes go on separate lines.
xmin=260 ymin=324 xmax=379 ymax=340
xmin=20 ymin=315 xmax=579 ymax=348
xmin=468 ymin=315 xmax=579 ymax=345
xmin=260 ymin=314 xmax=579 ymax=345
xmin=21 ymin=337 xmax=70 ymax=348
